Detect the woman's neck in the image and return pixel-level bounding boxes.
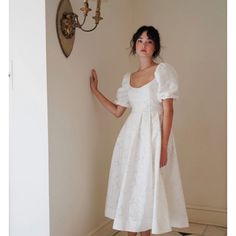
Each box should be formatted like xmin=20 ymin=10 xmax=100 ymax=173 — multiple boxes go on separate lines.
xmin=138 ymin=57 xmax=156 ymax=71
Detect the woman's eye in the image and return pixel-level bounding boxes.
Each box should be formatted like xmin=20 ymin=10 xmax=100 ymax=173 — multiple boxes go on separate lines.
xmin=137 ymin=39 xmax=142 ymax=43
xmin=148 ymin=40 xmax=153 ymax=44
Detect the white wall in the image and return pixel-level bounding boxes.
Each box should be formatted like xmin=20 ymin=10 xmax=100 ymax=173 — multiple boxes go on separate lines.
xmin=132 ymin=0 xmax=227 ymax=226
xmin=9 ymin=0 xmax=50 ymax=236
xmin=45 ymin=0 xmax=133 ymax=235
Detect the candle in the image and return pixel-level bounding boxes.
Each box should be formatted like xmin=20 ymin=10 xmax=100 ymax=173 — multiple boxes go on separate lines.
xmin=96 ymin=0 xmax=101 ymax=11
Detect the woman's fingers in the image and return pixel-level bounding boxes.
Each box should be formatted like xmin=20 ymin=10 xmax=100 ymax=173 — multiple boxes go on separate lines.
xmin=91 ymin=68 xmax=95 ymax=75
xmin=92 ymin=69 xmax=97 ymax=80
xmin=90 ymin=69 xmax=97 ymax=81
xmin=162 ymin=161 xmax=167 ymax=167
xmin=160 ymin=147 xmax=168 ymax=167
xmin=160 ymin=157 xmax=167 ymax=167
xmin=90 ymin=69 xmax=98 ymax=92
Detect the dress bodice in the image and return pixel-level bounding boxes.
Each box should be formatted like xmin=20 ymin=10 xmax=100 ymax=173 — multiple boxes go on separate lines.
xmin=114 ymin=62 xmax=179 ymax=115
xmin=128 ymin=76 xmax=163 ymax=114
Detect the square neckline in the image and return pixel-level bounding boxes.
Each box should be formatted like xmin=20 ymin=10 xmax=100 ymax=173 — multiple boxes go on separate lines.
xmin=129 ymin=62 xmax=164 ymax=89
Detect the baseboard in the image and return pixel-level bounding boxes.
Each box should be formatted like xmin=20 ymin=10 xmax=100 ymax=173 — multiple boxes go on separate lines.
xmin=186 ymin=204 xmax=227 ymax=227
xmin=87 ymin=219 xmax=118 ymax=236
xmin=88 ymin=205 xmax=227 ymax=236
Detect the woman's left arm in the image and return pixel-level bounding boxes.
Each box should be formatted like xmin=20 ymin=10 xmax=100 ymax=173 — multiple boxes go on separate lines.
xmin=160 ymin=98 xmax=174 ymax=167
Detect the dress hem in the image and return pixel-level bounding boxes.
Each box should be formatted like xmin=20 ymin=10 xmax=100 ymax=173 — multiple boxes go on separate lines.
xmin=105 ymin=214 xmax=189 ymax=235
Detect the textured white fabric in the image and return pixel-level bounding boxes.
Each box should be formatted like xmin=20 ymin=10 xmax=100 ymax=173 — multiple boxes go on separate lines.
xmin=105 ymin=62 xmax=189 ymax=234
xmin=114 ymin=75 xmax=131 ymax=108
xmin=155 ymin=63 xmax=179 ymax=102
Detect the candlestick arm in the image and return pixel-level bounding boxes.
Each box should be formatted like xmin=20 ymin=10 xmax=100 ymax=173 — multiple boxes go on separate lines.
xmin=80 ymin=2 xmax=92 ymax=16
xmin=92 ymin=10 xmax=103 ymax=24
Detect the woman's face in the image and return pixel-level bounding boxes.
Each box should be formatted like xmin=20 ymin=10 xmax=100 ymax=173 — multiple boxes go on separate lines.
xmin=135 ymin=31 xmax=156 ymax=58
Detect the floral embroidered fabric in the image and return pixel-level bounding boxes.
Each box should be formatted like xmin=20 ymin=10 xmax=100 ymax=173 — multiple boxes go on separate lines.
xmin=105 ymin=63 xmax=189 ymax=234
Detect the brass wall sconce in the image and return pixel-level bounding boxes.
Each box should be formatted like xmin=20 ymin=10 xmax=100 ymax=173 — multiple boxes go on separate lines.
xmin=56 ymin=0 xmax=103 ymax=57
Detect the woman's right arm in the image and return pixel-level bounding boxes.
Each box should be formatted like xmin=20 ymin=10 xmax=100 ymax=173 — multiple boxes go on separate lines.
xmin=90 ymin=69 xmax=127 ymax=118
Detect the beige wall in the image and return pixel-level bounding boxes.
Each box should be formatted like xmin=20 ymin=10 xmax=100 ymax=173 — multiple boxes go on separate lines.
xmin=132 ymin=0 xmax=227 ymax=226
xmin=46 ymin=0 xmax=226 ymax=235
xmin=46 ymin=1 xmax=133 ymax=235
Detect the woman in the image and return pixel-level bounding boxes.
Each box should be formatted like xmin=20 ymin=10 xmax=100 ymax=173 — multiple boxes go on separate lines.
xmin=90 ymin=26 xmax=189 ymax=236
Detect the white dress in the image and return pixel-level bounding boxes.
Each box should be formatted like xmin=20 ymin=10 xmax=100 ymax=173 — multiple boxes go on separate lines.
xmin=104 ymin=62 xmax=189 ymax=235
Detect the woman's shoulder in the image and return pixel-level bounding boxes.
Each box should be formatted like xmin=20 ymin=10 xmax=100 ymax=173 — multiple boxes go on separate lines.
xmin=155 ymin=62 xmax=178 ymax=81
xmin=154 ymin=62 xmax=179 ymax=101
xmin=155 ymin=62 xmax=177 ymax=74
xmin=120 ymin=73 xmax=131 ymax=86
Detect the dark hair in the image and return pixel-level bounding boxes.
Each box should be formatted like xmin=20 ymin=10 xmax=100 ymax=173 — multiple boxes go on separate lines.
xmin=130 ymin=25 xmax=161 ymax=58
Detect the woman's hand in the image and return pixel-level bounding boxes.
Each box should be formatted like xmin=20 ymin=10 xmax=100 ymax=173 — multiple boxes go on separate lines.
xmin=160 ymin=146 xmax=168 ymax=168
xmin=90 ymin=69 xmax=98 ymax=93
xmin=89 ymin=69 xmax=125 ymax=117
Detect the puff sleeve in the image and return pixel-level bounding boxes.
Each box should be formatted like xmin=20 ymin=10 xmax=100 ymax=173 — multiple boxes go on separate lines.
xmin=114 ymin=74 xmax=130 ymax=108
xmin=155 ymin=63 xmax=179 ymax=103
